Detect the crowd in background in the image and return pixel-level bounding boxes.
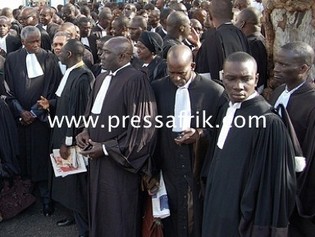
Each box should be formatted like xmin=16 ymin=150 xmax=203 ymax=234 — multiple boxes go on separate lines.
xmin=1 ymin=0 xmax=315 ymax=237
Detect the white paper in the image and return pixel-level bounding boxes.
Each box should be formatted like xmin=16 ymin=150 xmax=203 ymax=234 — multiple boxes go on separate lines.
xmin=152 ymin=172 xmax=170 ymax=219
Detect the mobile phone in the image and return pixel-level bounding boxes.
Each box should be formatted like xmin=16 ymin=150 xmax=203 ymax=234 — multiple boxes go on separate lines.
xmin=175 ymin=132 xmax=183 ymax=140
xmin=82 ymin=143 xmax=92 ymax=151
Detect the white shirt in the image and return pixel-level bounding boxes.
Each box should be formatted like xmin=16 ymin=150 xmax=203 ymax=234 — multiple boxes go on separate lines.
xmin=173 ymin=78 xmax=193 ymax=132
xmin=97 ymin=23 xmax=107 ymax=37
xmin=81 ymin=37 xmax=90 ymax=47
xmin=217 ymin=91 xmax=259 ymax=149
xmin=91 ymin=62 xmax=131 ymax=115
xmin=0 ymin=34 xmax=8 ymax=53
xmin=26 ymin=53 xmax=44 ymax=78
xmin=55 ymin=61 xmax=84 ymax=97
xmin=95 ymin=63 xmax=131 ymax=156
xmin=274 ymin=82 xmax=305 ymax=109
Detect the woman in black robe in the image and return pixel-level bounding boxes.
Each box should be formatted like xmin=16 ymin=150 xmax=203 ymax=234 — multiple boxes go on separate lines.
xmin=136 ymin=31 xmax=167 ymax=83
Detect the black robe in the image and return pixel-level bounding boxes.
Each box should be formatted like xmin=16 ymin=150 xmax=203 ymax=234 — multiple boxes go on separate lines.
xmin=0 ymin=98 xmax=20 ymax=178
xmin=4 ymin=48 xmax=61 ymax=181
xmin=202 ymin=96 xmax=296 ymax=237
xmin=247 ymin=33 xmax=268 ymax=91
xmin=45 ymin=22 xmax=59 ymax=41
xmin=85 ymin=65 xmax=157 ymax=237
xmin=36 ymin=25 xmax=52 ymax=51
xmin=270 ymin=82 xmax=315 ymax=235
xmin=162 ymin=35 xmax=182 ymax=59
xmin=50 ymin=66 xmax=94 ymax=215
xmin=151 ymin=74 xmax=227 ymax=237
xmin=142 ymin=56 xmax=167 ymax=83
xmin=195 ymin=24 xmax=250 ymax=80
xmin=82 ymin=34 xmax=98 ymax=64
xmin=5 ymin=34 xmax=22 ymax=56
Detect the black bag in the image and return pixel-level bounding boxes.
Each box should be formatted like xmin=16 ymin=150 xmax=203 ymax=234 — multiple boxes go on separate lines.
xmin=0 ymin=176 xmax=36 ymax=222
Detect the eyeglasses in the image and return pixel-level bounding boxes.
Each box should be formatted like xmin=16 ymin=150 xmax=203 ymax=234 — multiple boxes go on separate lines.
xmin=19 ymin=15 xmax=33 ymax=21
xmin=193 ymin=27 xmax=203 ymax=32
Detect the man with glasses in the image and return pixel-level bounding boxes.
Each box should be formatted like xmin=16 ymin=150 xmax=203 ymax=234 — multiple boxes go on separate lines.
xmin=19 ymin=7 xmax=51 ymax=51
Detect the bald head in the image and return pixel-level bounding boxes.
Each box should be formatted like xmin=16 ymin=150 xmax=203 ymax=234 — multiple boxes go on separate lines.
xmin=166 ymin=11 xmax=190 ymax=37
xmin=109 ymin=37 xmax=133 ymax=56
xmin=240 ymin=7 xmax=261 ymax=24
xmin=59 ymin=22 xmax=77 ymax=39
xmin=210 ymin=0 xmax=233 ymax=21
xmin=20 ymin=7 xmax=38 ymax=26
xmin=1 ymin=8 xmax=13 ymax=19
xmin=0 ymin=16 xmax=10 ymax=25
xmin=21 ymin=7 xmax=36 ymax=17
xmin=101 ymin=37 xmax=133 ymax=71
xmin=167 ymin=45 xmax=193 ymax=66
xmin=167 ymin=45 xmax=194 ymax=87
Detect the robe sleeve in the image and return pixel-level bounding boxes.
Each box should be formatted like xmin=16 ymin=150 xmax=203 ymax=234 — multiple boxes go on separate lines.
xmin=239 ymin=113 xmax=296 ymax=237
xmin=296 ymin=106 xmax=315 ymax=217
xmin=102 ymin=73 xmax=157 ymax=175
xmin=195 ymin=29 xmax=224 ymax=80
xmin=30 ymin=52 xmax=62 ymax=121
xmin=3 ymin=54 xmax=24 ymax=118
xmin=65 ymin=73 xmax=93 ymax=146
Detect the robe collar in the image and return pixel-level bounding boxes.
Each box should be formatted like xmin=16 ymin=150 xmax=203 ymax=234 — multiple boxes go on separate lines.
xmin=111 ymin=62 xmax=131 ymax=76
xmin=290 ymin=81 xmax=315 ymax=96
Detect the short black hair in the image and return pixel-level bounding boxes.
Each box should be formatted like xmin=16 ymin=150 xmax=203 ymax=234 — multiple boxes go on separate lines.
xmin=64 ymin=39 xmax=85 ymax=57
xmin=281 ymin=41 xmax=315 ymax=66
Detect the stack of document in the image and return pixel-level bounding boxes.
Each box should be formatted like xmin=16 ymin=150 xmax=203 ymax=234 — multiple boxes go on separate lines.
xmin=50 ymin=146 xmax=87 ymax=177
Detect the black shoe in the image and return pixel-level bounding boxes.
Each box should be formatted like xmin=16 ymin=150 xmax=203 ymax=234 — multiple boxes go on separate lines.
xmin=56 ymin=218 xmax=75 ymax=227
xmin=42 ymin=203 xmax=54 ymax=217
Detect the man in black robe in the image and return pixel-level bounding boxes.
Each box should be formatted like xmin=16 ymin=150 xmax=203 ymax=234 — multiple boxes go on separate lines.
xmin=39 ymin=39 xmax=94 ymax=237
xmin=195 ymin=0 xmax=250 ymax=80
xmin=162 ymin=11 xmax=191 ymax=59
xmin=39 ymin=6 xmax=60 ymax=41
xmin=78 ymin=17 xmax=98 ymax=64
xmin=0 ymin=55 xmax=20 ymax=179
xmin=151 ymin=45 xmax=226 ymax=237
xmin=0 ymin=16 xmax=22 ymax=58
xmin=77 ymin=37 xmax=157 ymax=237
xmin=19 ymin=7 xmax=52 ymax=51
xmin=234 ymin=7 xmax=268 ymax=94
xmin=91 ymin=8 xmax=112 ymax=39
xmin=4 ymin=26 xmax=61 ymax=216
xmin=202 ymin=52 xmax=296 ymax=237
xmin=269 ymin=42 xmax=315 ymax=237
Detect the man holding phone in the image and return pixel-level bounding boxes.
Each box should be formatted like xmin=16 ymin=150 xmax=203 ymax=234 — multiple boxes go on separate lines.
xmin=151 ymin=45 xmax=226 ymax=237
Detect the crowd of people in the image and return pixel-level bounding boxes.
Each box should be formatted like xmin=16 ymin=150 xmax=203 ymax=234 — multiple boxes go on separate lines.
xmin=0 ymin=0 xmax=315 ymax=237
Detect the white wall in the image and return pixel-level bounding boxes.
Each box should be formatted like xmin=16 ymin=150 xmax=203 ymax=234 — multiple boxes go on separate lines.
xmin=0 ymin=0 xmax=66 ymax=9
xmin=0 ymin=0 xmax=24 ymax=9
xmin=50 ymin=0 xmax=65 ymax=8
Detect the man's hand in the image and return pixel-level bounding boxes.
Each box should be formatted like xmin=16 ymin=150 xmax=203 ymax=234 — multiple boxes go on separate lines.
xmin=37 ymin=96 xmax=50 ymax=110
xmin=142 ymin=174 xmax=160 ymax=196
xmin=20 ymin=110 xmax=35 ymax=125
xmin=187 ymin=27 xmax=201 ymax=48
xmin=76 ymin=129 xmax=90 ymax=148
xmin=80 ymin=140 xmax=104 ymax=159
xmin=60 ymin=144 xmax=70 ymax=160
xmin=174 ymin=128 xmax=201 ymax=145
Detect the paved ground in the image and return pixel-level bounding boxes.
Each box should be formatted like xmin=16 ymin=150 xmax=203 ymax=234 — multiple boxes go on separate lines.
xmin=0 ymin=200 xmax=78 ymax=237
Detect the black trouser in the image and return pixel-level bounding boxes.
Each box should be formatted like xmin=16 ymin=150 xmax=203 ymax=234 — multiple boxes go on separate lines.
xmin=73 ymin=211 xmax=89 ymax=236
xmin=289 ymin=207 xmax=315 ymax=237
